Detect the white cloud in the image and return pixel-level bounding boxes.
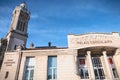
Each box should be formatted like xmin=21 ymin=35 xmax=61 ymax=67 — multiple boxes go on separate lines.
xmin=31 ymin=14 xmax=39 ymax=19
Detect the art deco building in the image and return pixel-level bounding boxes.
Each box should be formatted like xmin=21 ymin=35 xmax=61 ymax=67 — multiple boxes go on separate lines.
xmin=0 ymin=2 xmax=120 ymax=80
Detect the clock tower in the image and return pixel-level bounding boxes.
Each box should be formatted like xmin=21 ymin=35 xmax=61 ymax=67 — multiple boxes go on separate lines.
xmin=6 ymin=2 xmax=30 ymax=51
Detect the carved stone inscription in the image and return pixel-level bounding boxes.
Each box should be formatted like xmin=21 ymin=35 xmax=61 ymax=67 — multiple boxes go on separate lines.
xmin=77 ymin=40 xmax=112 ymax=44
xmin=73 ymin=34 xmax=114 ymax=45
xmin=68 ymin=33 xmax=120 ymax=48
xmin=4 ymin=59 xmax=15 ymax=66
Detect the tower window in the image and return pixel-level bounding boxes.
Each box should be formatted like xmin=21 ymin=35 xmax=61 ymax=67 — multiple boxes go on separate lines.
xmin=17 ymin=20 xmax=26 ymax=32
xmin=20 ymin=22 xmax=22 ymax=31
xmin=17 ymin=20 xmax=20 ymax=30
xmin=22 ymin=22 xmax=25 ymax=32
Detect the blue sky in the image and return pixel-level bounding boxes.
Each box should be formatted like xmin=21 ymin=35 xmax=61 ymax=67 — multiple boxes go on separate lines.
xmin=0 ymin=0 xmax=120 ymax=47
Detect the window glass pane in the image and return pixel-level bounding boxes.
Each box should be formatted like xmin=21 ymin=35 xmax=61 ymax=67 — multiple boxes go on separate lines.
xmin=48 ymin=56 xmax=57 ymax=67
xmin=108 ymin=58 xmax=113 ymax=64
xmin=17 ymin=20 xmax=20 ymax=30
xmin=79 ymin=59 xmax=85 ymax=65
xmin=98 ymin=69 xmax=104 ymax=76
xmin=24 ymin=70 xmax=29 ymax=80
xmin=94 ymin=69 xmax=98 ymax=76
xmin=26 ymin=58 xmax=35 ymax=66
xmin=30 ymin=70 xmax=34 ymax=80
xmin=53 ymin=68 xmax=57 ymax=79
xmin=80 ymin=69 xmax=84 ymax=79
xmin=48 ymin=69 xmax=52 ymax=79
xmin=112 ymin=68 xmax=119 ymax=78
xmin=79 ymin=57 xmax=89 ymax=79
xmin=94 ymin=69 xmax=99 ymax=79
xmin=108 ymin=56 xmax=119 ymax=78
xmin=84 ymin=69 xmax=89 ymax=78
xmin=48 ymin=56 xmax=57 ymax=80
xmin=92 ymin=57 xmax=105 ymax=79
xmin=20 ymin=22 xmax=22 ymax=30
xmin=24 ymin=57 xmax=35 ymax=80
xmin=98 ymin=69 xmax=105 ymax=79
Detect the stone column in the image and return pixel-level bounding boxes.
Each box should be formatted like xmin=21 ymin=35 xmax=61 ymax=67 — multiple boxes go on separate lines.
xmin=103 ymin=51 xmax=113 ymax=79
xmin=73 ymin=50 xmax=80 ymax=80
xmin=87 ymin=51 xmax=95 ymax=80
xmin=74 ymin=55 xmax=79 ymax=75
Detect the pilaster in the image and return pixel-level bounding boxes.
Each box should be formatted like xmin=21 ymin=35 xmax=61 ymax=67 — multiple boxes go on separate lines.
xmin=103 ymin=51 xmax=113 ymax=79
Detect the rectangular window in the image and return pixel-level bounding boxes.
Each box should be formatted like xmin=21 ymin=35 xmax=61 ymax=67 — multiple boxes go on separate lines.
xmin=19 ymin=22 xmax=22 ymax=31
xmin=92 ymin=57 xmax=105 ymax=79
xmin=78 ymin=57 xmax=89 ymax=79
xmin=21 ymin=22 xmax=25 ymax=32
xmin=24 ymin=57 xmax=35 ymax=80
xmin=17 ymin=20 xmax=20 ymax=30
xmin=108 ymin=56 xmax=119 ymax=78
xmin=47 ymin=56 xmax=57 ymax=80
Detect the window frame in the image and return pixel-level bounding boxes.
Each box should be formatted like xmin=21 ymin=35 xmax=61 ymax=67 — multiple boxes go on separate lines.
xmin=107 ymin=56 xmax=119 ymax=78
xmin=23 ymin=57 xmax=35 ymax=80
xmin=78 ymin=57 xmax=89 ymax=79
xmin=47 ymin=56 xmax=57 ymax=80
xmin=92 ymin=57 xmax=105 ymax=80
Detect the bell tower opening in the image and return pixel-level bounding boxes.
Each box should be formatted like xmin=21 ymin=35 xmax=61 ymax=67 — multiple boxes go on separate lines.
xmin=6 ymin=2 xmax=30 ymax=51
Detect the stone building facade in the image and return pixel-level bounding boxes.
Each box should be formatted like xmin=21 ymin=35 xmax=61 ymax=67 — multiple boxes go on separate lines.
xmin=0 ymin=38 xmax=7 ymax=69
xmin=0 ymin=2 xmax=120 ymax=80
